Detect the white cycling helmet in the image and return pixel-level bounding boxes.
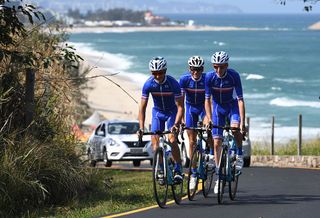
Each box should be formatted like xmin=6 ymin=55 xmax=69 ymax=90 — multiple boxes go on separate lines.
xmin=188 ymin=56 xmax=204 ymax=67
xmin=211 ymin=51 xmax=229 ymax=64
xmin=149 ymin=57 xmax=167 ymax=71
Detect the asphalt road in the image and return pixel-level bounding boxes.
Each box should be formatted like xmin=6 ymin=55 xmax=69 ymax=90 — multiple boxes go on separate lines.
xmin=105 ymin=167 xmax=320 ymax=218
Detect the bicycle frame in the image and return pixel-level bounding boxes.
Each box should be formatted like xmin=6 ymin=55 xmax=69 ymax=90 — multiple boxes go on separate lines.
xmin=159 ymin=135 xmax=175 ymax=185
xmin=140 ymin=130 xmax=184 ymax=207
xmin=221 ymin=129 xmax=238 ymax=182
xmin=142 ymin=130 xmax=175 ymax=184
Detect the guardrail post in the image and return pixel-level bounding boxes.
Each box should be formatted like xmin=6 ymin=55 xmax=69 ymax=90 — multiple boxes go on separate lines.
xmin=271 ymin=116 xmax=275 ymax=155
xmin=298 ymin=114 xmax=302 ymax=156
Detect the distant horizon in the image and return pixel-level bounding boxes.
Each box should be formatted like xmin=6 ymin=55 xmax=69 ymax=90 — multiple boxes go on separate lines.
xmin=30 ymin=0 xmax=320 ymax=15
xmin=158 ymin=12 xmax=320 ymax=15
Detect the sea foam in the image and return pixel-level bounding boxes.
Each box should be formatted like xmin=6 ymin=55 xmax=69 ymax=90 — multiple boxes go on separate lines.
xmin=70 ymin=42 xmax=148 ymax=85
xmin=71 ymin=42 xmax=134 ymax=72
xmin=245 ymin=74 xmax=265 ymax=80
xmin=270 ymin=97 xmax=320 ymax=109
xmin=273 ymin=78 xmax=304 ymax=83
xmin=249 ymin=126 xmax=320 ymax=143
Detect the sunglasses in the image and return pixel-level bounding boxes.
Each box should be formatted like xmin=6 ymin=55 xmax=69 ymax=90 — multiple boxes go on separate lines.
xmin=152 ymin=71 xmax=165 ymax=76
xmin=213 ymin=64 xmax=227 ymax=69
xmin=190 ymin=66 xmax=204 ymax=72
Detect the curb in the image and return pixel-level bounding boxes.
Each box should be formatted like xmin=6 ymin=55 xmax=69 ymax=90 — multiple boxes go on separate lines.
xmin=251 ymin=155 xmax=320 ymax=168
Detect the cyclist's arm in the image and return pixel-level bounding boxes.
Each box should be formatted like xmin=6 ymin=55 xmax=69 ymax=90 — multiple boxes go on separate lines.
xmin=233 ymin=71 xmax=245 ymax=131
xmin=205 ymin=97 xmax=212 ymax=122
xmin=179 ymin=77 xmax=186 ymax=124
xmin=174 ymin=96 xmax=184 ymax=126
xmin=139 ymin=98 xmax=148 ymax=130
xmin=204 ymin=72 xmax=213 ymax=122
xmin=181 ymin=92 xmax=186 ymax=124
xmin=238 ymin=98 xmax=246 ymax=131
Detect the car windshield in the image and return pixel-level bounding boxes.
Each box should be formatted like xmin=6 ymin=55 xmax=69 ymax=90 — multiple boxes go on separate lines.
xmin=108 ymin=122 xmax=139 ymax=134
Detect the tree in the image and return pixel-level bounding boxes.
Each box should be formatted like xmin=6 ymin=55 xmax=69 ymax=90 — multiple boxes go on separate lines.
xmin=279 ymin=0 xmax=320 ymax=11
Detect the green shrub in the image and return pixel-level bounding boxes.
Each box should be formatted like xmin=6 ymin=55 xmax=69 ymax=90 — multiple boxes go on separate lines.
xmin=252 ymin=138 xmax=320 ymax=156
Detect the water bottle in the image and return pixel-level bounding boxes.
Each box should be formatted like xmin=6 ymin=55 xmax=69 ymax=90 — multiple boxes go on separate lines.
xmin=165 ymin=149 xmax=173 ymax=184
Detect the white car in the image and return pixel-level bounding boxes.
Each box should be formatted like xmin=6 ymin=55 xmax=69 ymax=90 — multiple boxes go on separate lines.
xmin=86 ymin=120 xmax=153 ymax=167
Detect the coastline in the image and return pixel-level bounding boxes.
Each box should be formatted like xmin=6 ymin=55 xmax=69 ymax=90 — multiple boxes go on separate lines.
xmin=66 ymin=25 xmax=268 ymax=34
xmin=79 ymin=52 xmax=153 ymax=126
xmin=308 ymin=21 xmax=320 ymax=30
xmin=73 ymin=32 xmax=320 ymax=142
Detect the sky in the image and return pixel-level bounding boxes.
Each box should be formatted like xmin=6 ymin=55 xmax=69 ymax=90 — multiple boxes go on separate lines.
xmin=165 ymin=0 xmax=320 ymax=14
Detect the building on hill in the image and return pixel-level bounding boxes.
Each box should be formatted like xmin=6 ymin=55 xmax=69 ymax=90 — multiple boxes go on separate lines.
xmin=144 ymin=11 xmax=169 ymax=26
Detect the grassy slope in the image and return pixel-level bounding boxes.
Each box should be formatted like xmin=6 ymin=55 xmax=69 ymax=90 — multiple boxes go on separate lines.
xmin=32 ymin=170 xmax=155 ymax=218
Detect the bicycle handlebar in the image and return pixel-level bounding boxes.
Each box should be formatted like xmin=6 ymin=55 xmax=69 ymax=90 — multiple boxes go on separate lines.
xmin=138 ymin=130 xmax=180 ymax=144
xmin=180 ymin=125 xmax=245 ymax=141
xmin=141 ymin=130 xmax=172 ymax=136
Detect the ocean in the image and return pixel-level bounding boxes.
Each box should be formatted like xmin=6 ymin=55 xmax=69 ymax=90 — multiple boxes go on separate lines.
xmin=69 ymin=14 xmax=320 ymax=142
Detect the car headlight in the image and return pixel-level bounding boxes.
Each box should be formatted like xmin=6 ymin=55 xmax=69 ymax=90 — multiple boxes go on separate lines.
xmin=108 ymin=138 xmax=119 ymax=146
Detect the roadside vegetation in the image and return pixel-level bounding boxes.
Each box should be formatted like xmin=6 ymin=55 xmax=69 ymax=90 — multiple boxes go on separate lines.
xmin=0 ymin=1 xmax=91 ymax=216
xmin=28 ymin=170 xmax=155 ymax=218
xmin=252 ymin=138 xmax=320 ymax=156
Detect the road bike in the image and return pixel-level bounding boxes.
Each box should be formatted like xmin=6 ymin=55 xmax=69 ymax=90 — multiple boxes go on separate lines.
xmin=181 ymin=123 xmax=215 ymax=200
xmin=139 ymin=130 xmax=184 ymax=208
xmin=216 ymin=126 xmax=242 ymax=204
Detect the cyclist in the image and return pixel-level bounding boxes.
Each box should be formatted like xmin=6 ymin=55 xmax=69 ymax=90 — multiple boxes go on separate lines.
xmin=179 ymin=56 xmax=214 ymax=189
xmin=138 ymin=56 xmax=184 ymax=183
xmin=204 ymin=51 xmax=246 ymax=194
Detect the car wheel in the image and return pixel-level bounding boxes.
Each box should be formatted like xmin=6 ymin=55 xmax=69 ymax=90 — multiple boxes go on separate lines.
xmin=103 ymin=150 xmax=112 ymax=167
xmin=243 ymin=157 xmax=251 ymax=167
xmin=150 ymin=159 xmax=153 ymax=166
xmin=133 ymin=160 xmax=141 ymax=167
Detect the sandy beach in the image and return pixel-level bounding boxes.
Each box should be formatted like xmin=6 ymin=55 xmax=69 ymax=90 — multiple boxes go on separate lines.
xmin=67 ymin=25 xmax=267 ymax=34
xmin=79 ymin=54 xmax=153 ymax=126
xmin=308 ymin=21 xmax=320 ymax=30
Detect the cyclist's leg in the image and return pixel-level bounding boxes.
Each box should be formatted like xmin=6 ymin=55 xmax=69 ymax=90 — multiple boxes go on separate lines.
xmin=202 ymin=108 xmax=214 ymax=156
xmin=212 ymin=107 xmax=225 ymax=170
xmin=229 ymin=101 xmax=242 ymax=155
xmin=166 ymin=109 xmax=182 ymax=166
xmin=151 ymin=108 xmax=166 ymax=151
xmin=185 ymin=103 xmax=197 ymax=164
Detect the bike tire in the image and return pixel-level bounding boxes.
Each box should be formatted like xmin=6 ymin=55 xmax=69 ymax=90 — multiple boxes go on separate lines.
xmin=181 ymin=142 xmax=190 ymax=168
xmin=218 ymin=147 xmax=227 ymax=204
xmin=171 ymin=157 xmax=184 ymax=205
xmin=153 ymin=147 xmax=168 ymax=208
xmin=202 ymin=153 xmax=214 ymax=198
xmin=229 ymin=160 xmax=239 ymax=200
xmin=187 ymin=146 xmax=199 ymax=201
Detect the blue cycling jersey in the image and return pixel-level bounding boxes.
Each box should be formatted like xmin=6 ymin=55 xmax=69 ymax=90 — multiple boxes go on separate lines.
xmin=205 ymin=68 xmax=243 ymax=139
xmin=142 ymin=75 xmax=182 ymax=111
xmin=205 ymin=68 xmax=243 ymax=104
xmin=179 ymin=72 xmax=206 ymax=105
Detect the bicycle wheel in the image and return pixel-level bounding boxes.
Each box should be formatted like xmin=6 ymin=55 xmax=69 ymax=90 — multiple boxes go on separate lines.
xmin=202 ymin=154 xmax=214 ymax=198
xmin=187 ymin=146 xmax=199 ymax=201
xmin=229 ymin=159 xmax=239 ymax=200
xmin=218 ymin=147 xmax=227 ymax=204
xmin=153 ymin=147 xmax=168 ymax=208
xmin=180 ymin=141 xmax=190 ymax=168
xmin=171 ymin=158 xmax=184 ymax=205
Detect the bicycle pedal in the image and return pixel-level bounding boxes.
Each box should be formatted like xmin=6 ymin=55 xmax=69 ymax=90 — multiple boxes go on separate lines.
xmin=235 ymin=171 xmax=242 ymax=176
